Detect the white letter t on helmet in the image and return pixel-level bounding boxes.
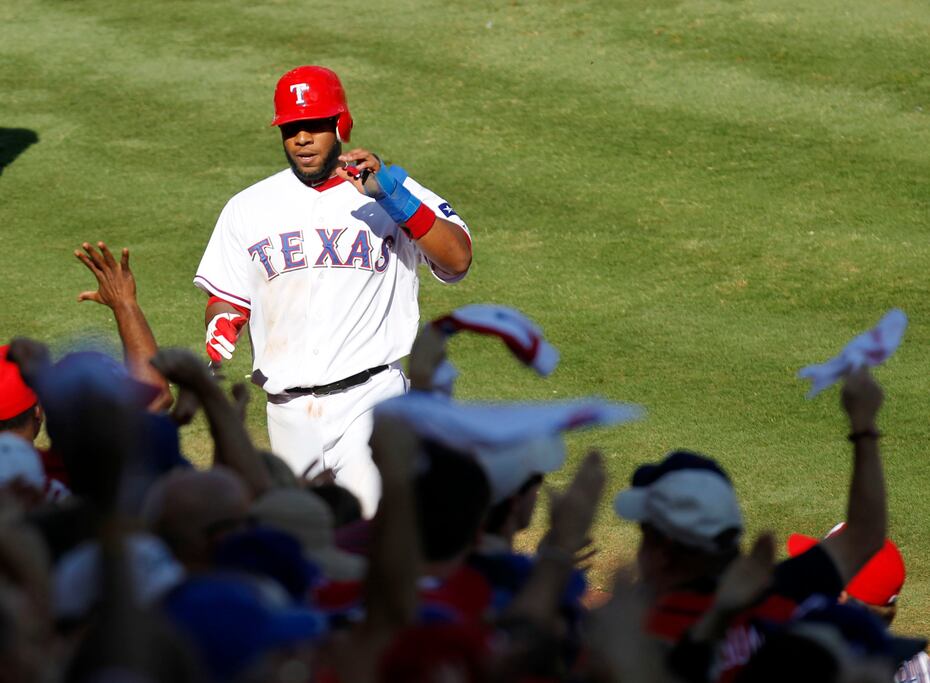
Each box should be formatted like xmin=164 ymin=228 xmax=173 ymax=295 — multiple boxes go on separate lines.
xmin=290 ymin=83 xmax=310 ymax=105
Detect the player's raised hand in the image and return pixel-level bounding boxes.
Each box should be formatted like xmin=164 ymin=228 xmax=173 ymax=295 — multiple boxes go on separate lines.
xmin=543 ymin=450 xmax=606 ymax=555
xmin=335 ymin=148 xmax=383 ymax=196
xmin=75 ymin=242 xmax=137 ymax=308
xmin=841 ymin=367 xmax=883 ymax=432
xmin=686 ymin=533 xmax=776 ymax=648
xmin=150 ymin=348 xmax=215 ymax=393
xmin=711 ymin=532 xmax=775 ymax=618
xmin=205 ymin=312 xmax=248 ymax=364
xmin=170 ymin=388 xmax=201 ymax=426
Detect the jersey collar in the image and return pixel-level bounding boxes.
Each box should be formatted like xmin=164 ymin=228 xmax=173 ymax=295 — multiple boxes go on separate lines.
xmin=309 ymin=174 xmax=347 ymax=192
xmin=289 ymin=169 xmax=348 ymax=193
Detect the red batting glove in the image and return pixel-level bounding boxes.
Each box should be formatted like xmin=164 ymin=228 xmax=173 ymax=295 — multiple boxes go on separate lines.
xmin=206 ymin=313 xmax=248 ymax=363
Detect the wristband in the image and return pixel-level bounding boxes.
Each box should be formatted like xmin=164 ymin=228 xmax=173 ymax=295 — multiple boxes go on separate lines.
xmin=369 ymin=164 xmax=430 ymax=226
xmin=848 ymin=429 xmax=881 ymax=442
xmin=402 ymin=203 xmax=437 ymax=239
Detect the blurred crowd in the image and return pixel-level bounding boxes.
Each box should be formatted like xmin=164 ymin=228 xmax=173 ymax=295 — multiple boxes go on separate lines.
xmin=0 ymin=242 xmax=925 ymax=683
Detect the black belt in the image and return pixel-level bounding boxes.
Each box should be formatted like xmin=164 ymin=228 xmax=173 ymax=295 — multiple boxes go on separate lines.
xmin=284 ymin=365 xmax=389 ymax=398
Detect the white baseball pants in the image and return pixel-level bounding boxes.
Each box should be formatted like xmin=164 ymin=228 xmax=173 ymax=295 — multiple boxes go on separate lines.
xmin=266 ymin=362 xmax=407 ymax=518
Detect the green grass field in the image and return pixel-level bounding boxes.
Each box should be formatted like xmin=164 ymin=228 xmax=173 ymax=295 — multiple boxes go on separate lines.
xmin=3 ymin=0 xmax=930 ymax=633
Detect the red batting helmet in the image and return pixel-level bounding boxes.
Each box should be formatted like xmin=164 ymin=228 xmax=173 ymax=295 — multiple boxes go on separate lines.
xmin=271 ymin=66 xmax=354 ymax=142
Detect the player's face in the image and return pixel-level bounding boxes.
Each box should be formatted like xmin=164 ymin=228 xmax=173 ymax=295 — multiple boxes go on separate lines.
xmin=280 ymin=118 xmax=341 ymax=185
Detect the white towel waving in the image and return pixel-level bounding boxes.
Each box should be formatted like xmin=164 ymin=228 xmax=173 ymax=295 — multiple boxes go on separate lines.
xmin=432 ymin=304 xmax=559 ymax=376
xmin=376 ymin=392 xmax=643 ymax=449
xmin=376 ymin=393 xmax=644 ymax=500
xmin=798 ymin=309 xmax=907 ymax=398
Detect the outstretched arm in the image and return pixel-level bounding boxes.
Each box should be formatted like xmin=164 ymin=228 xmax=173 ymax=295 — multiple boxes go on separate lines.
xmin=150 ymin=348 xmax=272 ymax=498
xmin=322 ymin=417 xmax=419 ymax=683
xmin=75 ymin=242 xmax=172 ymax=411
xmin=821 ymin=368 xmax=886 ymax=584
xmin=364 ymin=415 xmax=420 ymax=633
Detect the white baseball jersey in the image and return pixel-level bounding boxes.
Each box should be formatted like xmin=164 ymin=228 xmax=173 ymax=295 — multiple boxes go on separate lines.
xmin=194 ymin=169 xmax=470 ymax=395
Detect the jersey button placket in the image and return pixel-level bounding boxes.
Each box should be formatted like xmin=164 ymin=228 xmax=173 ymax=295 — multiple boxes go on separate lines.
xmin=305 ymin=192 xmax=320 ymax=372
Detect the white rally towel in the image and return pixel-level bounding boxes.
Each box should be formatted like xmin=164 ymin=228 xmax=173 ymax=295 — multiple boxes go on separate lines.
xmin=377 ymin=393 xmax=643 ymax=447
xmin=475 ymin=436 xmax=567 ymax=503
xmin=376 ymin=393 xmax=644 ymax=501
xmin=432 ymin=304 xmax=559 ymax=376
xmin=798 ymin=308 xmax=907 ymax=399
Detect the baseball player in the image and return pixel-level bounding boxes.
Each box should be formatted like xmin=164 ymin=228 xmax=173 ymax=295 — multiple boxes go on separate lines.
xmin=193 ymin=66 xmax=472 ymax=516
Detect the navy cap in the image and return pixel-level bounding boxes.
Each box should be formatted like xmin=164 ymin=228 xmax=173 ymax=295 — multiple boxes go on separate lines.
xmin=141 ymin=413 xmax=192 ymax=474
xmin=629 ymin=449 xmax=732 ymax=487
xmin=213 ymin=526 xmax=321 ymax=600
xmin=163 ymin=575 xmax=325 ymax=681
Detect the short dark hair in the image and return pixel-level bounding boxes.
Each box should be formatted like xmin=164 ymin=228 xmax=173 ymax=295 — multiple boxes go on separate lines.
xmin=0 ymin=404 xmax=37 ymax=433
xmin=483 ymin=474 xmax=543 ymax=535
xmin=415 ymin=441 xmax=490 ymax=563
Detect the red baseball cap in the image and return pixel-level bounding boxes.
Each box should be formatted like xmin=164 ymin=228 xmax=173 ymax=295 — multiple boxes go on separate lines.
xmin=0 ymin=345 xmax=38 ymax=420
xmin=786 ymin=523 xmax=905 ymax=606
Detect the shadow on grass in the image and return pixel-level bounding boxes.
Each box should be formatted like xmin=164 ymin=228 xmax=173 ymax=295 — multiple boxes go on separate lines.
xmin=0 ymin=128 xmax=39 ymax=176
